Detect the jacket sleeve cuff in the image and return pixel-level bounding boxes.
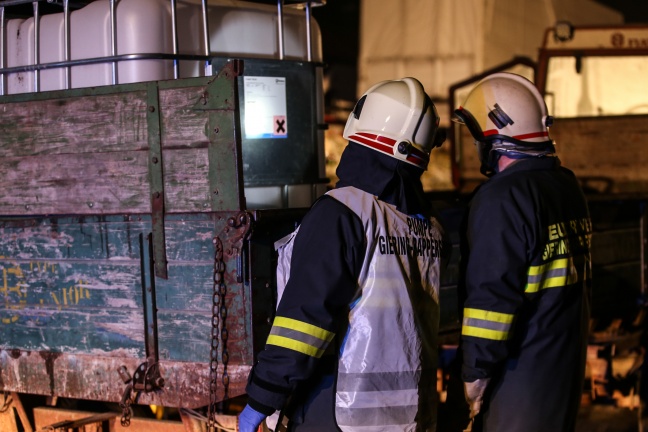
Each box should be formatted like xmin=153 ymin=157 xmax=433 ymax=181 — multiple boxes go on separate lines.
xmin=461 ymin=363 xmax=492 ymax=383
xmin=245 ymin=373 xmax=292 ymax=413
xmin=247 ymin=397 xmax=277 ymax=416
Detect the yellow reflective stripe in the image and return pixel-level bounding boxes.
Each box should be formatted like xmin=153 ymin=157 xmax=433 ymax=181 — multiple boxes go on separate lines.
xmin=526 ymin=257 xmax=578 ymax=293
xmin=462 ymin=308 xmax=514 ymax=341
xmin=266 ymin=334 xmax=325 ymax=358
xmin=462 ymin=326 xmax=509 ymax=341
xmin=463 ymin=308 xmax=514 ymax=324
xmin=265 ymin=316 xmax=335 ymax=358
xmin=273 ymin=316 xmax=335 ymax=342
xmin=527 ymin=258 xmax=569 ymax=276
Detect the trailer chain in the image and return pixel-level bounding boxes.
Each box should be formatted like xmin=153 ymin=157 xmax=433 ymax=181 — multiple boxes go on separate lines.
xmin=119 ymin=383 xmax=134 ymax=427
xmin=207 ymin=212 xmax=252 ymax=431
xmin=208 ymin=235 xmax=225 ymax=431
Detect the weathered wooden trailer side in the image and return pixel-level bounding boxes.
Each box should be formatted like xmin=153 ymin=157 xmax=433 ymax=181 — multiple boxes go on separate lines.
xmin=0 ymin=60 xmax=282 ymax=420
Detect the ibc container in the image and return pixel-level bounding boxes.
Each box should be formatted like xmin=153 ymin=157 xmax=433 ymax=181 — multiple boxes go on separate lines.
xmin=175 ymin=0 xmax=323 ymax=77
xmin=4 ymin=0 xmax=322 ymax=93
xmin=2 ymin=0 xmax=324 ymax=209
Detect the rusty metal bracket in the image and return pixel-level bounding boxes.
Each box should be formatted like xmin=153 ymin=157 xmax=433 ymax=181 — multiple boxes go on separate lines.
xmin=117 ymin=357 xmax=164 ymax=428
xmin=193 ymin=60 xmax=246 ymax=212
xmin=229 ymin=211 xmax=254 ymax=283
xmin=217 ymin=211 xmax=254 ymax=284
xmin=116 ymin=233 xmax=165 ymax=427
xmin=140 ymin=233 xmax=161 ymax=365
xmin=132 ymin=356 xmax=165 ymax=392
xmin=147 ymin=80 xmax=169 ymax=279
xmin=192 ymin=59 xmax=243 ymax=112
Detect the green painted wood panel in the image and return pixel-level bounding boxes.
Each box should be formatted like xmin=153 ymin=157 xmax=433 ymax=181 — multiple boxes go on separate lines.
xmin=0 ymin=66 xmax=255 ymax=404
xmin=0 ymin=91 xmax=149 ymax=157
xmin=0 ymin=213 xmax=251 ymax=364
xmin=0 ymin=75 xmax=243 ymax=216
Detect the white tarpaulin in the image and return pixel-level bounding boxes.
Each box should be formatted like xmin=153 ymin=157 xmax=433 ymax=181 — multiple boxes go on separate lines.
xmin=359 ymin=0 xmax=483 ymax=112
xmin=357 ymin=0 xmax=622 ymax=119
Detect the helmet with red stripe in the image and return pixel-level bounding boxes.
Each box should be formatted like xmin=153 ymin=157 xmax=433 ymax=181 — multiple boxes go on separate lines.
xmin=342 ymin=77 xmax=445 ymax=170
xmin=453 ymin=72 xmax=555 ymax=176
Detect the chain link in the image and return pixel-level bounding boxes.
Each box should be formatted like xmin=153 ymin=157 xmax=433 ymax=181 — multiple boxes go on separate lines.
xmin=208 ymin=236 xmax=226 ymax=432
xmin=119 ymin=396 xmax=133 ymax=427
xmin=207 ymin=212 xmax=251 ymax=431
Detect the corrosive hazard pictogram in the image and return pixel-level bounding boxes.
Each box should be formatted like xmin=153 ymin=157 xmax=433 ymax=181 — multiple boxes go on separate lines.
xmin=274 ymin=115 xmax=288 ymax=136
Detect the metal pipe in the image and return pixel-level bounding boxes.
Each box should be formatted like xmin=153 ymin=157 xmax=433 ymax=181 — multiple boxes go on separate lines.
xmin=305 ymin=2 xmax=312 ymax=61
xmin=0 ymin=6 xmax=5 ymax=95
xmin=0 ymin=0 xmax=44 ymax=6
xmin=63 ymin=0 xmax=70 ymax=89
xmin=109 ymin=0 xmax=117 ymax=84
xmin=276 ymin=0 xmax=284 ymax=60
xmin=200 ymin=0 xmax=210 ymax=75
xmin=32 ymin=1 xmax=39 ymax=91
xmin=0 ymin=52 xmax=209 ymax=74
xmin=170 ymin=0 xmax=178 ymax=79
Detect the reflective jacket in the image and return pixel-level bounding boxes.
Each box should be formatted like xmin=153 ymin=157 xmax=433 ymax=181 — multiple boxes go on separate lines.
xmin=460 ymin=157 xmax=592 ymax=432
xmin=247 ymin=186 xmax=445 ymax=431
xmin=330 ymin=187 xmax=443 ymax=431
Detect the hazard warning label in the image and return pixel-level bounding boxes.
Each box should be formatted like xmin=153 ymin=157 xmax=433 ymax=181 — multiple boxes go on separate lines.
xmin=243 ymin=76 xmax=288 ymax=139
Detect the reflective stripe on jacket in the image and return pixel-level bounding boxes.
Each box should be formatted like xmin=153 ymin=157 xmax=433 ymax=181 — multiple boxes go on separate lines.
xmin=460 ymin=157 xmax=591 ymax=432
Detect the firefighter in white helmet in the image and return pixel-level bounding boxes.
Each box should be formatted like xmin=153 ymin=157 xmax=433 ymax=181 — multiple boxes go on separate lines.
xmin=239 ymin=77 xmax=449 ymax=431
xmin=453 ymin=72 xmax=592 ymax=432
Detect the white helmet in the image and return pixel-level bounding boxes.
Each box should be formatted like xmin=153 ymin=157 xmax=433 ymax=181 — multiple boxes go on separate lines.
xmin=343 ymin=77 xmax=445 ymax=170
xmin=453 ymin=72 xmax=554 ymax=146
xmin=453 ymin=72 xmax=555 ymax=175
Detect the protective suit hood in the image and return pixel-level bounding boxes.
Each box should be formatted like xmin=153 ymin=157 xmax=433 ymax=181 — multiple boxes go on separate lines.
xmin=336 ymin=141 xmax=430 ymax=216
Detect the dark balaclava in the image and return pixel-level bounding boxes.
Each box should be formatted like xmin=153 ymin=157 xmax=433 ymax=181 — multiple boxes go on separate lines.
xmin=335 ymin=141 xmax=431 ymax=216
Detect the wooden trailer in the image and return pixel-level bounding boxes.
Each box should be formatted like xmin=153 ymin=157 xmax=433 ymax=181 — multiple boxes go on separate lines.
xmin=0 ymin=0 xmax=327 ymax=430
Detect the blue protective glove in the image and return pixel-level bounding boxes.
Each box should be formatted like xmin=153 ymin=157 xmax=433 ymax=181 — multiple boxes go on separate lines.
xmin=238 ymin=404 xmax=267 ymax=432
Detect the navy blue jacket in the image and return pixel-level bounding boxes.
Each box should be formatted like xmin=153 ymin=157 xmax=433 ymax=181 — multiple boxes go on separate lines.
xmin=246 ymin=142 xmax=448 ymax=430
xmin=461 ymin=157 xmax=592 ymax=432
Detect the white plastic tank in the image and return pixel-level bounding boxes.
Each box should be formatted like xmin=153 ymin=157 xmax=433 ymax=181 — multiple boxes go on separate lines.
xmin=5 ymin=18 xmax=28 ymax=94
xmin=40 ymin=14 xmax=65 ymax=92
xmin=175 ymin=0 xmax=323 ymax=77
xmin=4 ymin=0 xmax=322 ymax=93
xmin=6 ymin=15 xmax=71 ymax=93
xmin=70 ymin=0 xmax=175 ymax=88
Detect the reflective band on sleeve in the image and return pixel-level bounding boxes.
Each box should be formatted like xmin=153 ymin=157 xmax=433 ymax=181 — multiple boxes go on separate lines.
xmin=265 ymin=316 xmax=335 ymax=358
xmin=525 ymin=257 xmax=581 ymax=293
xmin=461 ymin=308 xmax=514 ymax=341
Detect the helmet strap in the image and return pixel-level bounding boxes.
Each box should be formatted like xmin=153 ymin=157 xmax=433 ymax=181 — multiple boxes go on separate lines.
xmin=476 ymin=141 xmax=499 ymax=177
xmin=491 ymin=139 xmax=556 ymax=159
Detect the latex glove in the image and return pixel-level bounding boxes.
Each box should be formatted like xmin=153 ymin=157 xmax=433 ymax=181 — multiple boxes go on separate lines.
xmin=238 ymin=404 xmax=267 ymax=432
xmin=464 ymin=377 xmax=490 ymax=419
